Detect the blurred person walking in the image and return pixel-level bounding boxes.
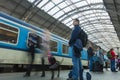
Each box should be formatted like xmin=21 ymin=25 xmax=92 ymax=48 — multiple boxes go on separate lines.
xmin=24 ymin=33 xmax=38 ymax=77
xmin=87 ymin=43 xmax=94 ymax=71
xmin=95 ymin=46 xmax=104 ymax=72
xmin=103 ymin=52 xmax=109 ymax=71
xmin=41 ymin=29 xmax=51 ymax=77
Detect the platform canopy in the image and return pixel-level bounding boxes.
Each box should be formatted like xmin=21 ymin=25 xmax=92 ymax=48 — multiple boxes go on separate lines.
xmin=26 ymin=0 xmax=120 ymax=51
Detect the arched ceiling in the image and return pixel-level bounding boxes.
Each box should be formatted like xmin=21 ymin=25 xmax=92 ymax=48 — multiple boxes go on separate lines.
xmin=27 ymin=0 xmax=120 ymax=51
xmin=0 ymin=0 xmax=120 ymax=51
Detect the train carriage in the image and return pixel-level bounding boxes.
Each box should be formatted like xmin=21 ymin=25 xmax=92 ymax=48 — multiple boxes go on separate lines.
xmin=0 ymin=12 xmax=88 ymax=72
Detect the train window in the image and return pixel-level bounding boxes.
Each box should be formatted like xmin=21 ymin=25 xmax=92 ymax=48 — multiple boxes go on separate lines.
xmin=0 ymin=23 xmax=18 ymax=44
xmin=50 ymin=40 xmax=57 ymax=52
xmin=28 ymin=33 xmax=42 ymax=48
xmin=62 ymin=44 xmax=68 ymax=54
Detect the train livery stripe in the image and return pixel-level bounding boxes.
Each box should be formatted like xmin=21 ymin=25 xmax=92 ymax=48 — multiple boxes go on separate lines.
xmin=0 ymin=48 xmax=88 ymax=66
xmin=0 ymin=48 xmax=71 ymax=65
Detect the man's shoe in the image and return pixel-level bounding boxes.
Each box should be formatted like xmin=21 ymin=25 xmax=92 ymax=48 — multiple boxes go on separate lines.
xmin=23 ymin=74 xmax=30 ymax=77
xmin=111 ymin=70 xmax=118 ymax=72
xmin=41 ymin=74 xmax=45 ymax=77
xmin=112 ymin=70 xmax=118 ymax=72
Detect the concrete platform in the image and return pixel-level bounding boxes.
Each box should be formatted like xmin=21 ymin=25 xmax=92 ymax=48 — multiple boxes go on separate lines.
xmin=0 ymin=69 xmax=120 ymax=80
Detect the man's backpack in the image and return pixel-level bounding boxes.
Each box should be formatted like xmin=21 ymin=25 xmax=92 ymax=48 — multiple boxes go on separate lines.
xmin=78 ymin=29 xmax=88 ymax=47
xmin=107 ymin=51 xmax=112 ymax=59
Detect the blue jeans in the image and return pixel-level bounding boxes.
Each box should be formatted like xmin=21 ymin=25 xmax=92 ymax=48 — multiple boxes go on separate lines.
xmin=70 ymin=47 xmax=83 ymax=80
xmin=110 ymin=59 xmax=116 ymax=71
xmin=89 ymin=56 xmax=94 ymax=71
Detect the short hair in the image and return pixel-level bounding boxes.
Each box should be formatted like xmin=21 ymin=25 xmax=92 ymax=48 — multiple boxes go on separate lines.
xmin=110 ymin=48 xmax=114 ymax=51
xmin=74 ymin=18 xmax=79 ymax=22
xmin=98 ymin=46 xmax=101 ymax=49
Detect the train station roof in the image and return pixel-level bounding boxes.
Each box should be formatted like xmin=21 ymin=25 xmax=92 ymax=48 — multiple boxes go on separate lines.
xmin=0 ymin=0 xmax=120 ymax=51
xmin=103 ymin=0 xmax=120 ymax=51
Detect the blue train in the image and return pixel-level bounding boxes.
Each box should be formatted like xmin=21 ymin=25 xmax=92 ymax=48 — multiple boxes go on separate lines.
xmin=0 ymin=12 xmax=88 ymax=69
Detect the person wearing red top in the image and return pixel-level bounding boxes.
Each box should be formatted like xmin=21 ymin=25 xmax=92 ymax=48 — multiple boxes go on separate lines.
xmin=110 ymin=48 xmax=118 ymax=72
xmin=110 ymin=49 xmax=116 ymax=60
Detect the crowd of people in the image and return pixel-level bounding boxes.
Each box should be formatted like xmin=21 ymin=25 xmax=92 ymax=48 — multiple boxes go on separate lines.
xmin=87 ymin=45 xmax=120 ymax=72
xmin=67 ymin=18 xmax=120 ymax=80
xmin=23 ymin=18 xmax=89 ymax=80
xmin=23 ymin=18 xmax=120 ymax=80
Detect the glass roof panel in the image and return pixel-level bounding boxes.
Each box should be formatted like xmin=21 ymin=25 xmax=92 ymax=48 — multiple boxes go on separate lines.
xmin=42 ymin=2 xmax=55 ymax=12
xmin=87 ymin=0 xmax=103 ymax=4
xmin=47 ymin=7 xmax=60 ymax=15
xmin=52 ymin=0 xmax=63 ymax=4
xmin=53 ymin=11 xmax=64 ymax=18
xmin=28 ymin=0 xmax=34 ymax=3
xmin=66 ymin=22 xmax=72 ymax=27
xmin=64 ymin=18 xmax=72 ymax=24
xmin=58 ymin=2 xmax=68 ymax=9
xmin=37 ymin=0 xmax=49 ymax=8
xmin=75 ymin=1 xmax=88 ymax=7
xmin=83 ymin=10 xmax=106 ymax=15
xmin=71 ymin=0 xmax=84 ymax=3
xmin=63 ymin=6 xmax=72 ymax=13
xmin=71 ymin=14 xmax=78 ymax=18
xmin=27 ymin=0 xmax=120 ymax=51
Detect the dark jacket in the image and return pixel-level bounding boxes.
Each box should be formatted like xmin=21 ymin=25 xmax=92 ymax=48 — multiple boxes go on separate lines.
xmin=69 ymin=25 xmax=81 ymax=46
xmin=73 ymin=39 xmax=83 ymax=57
xmin=87 ymin=47 xmax=94 ymax=59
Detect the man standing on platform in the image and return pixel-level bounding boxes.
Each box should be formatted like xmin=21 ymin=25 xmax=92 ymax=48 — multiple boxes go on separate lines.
xmin=110 ymin=48 xmax=118 ymax=72
xmin=67 ymin=19 xmax=83 ymax=80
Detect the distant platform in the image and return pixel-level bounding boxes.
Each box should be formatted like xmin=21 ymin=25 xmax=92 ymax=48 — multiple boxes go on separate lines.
xmin=0 ymin=69 xmax=120 ymax=80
